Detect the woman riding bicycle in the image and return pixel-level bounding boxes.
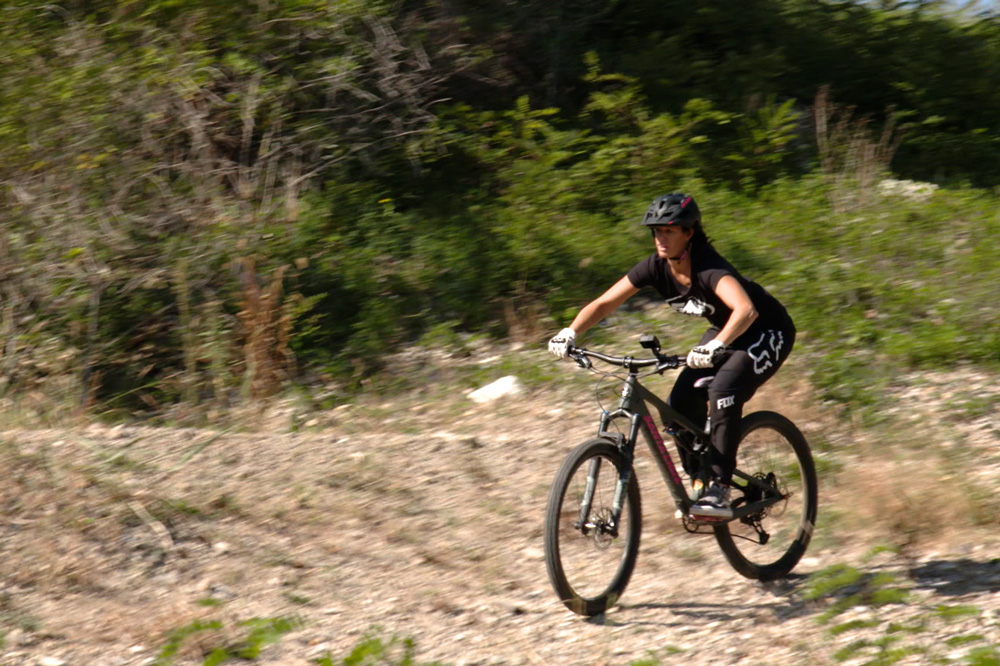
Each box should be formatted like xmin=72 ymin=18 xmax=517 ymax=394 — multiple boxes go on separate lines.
xmin=547 ymin=193 xmax=795 ymax=519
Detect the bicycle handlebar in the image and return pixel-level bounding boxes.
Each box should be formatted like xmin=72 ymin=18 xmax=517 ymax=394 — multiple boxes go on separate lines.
xmin=567 ymin=344 xmax=686 ymax=374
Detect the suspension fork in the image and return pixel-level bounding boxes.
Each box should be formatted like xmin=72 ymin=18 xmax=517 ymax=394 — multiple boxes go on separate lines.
xmin=577 ymin=411 xmax=641 ymax=538
xmin=573 ymin=406 xmax=640 ymax=537
xmin=612 ymin=412 xmax=642 ymax=525
xmin=576 ymin=456 xmax=602 ymax=534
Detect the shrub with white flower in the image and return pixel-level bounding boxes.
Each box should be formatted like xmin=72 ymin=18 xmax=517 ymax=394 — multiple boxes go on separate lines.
xmin=877 ymin=178 xmax=939 ymax=201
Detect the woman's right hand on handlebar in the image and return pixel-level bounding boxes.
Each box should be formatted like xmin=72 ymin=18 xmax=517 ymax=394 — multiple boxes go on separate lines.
xmin=548 ymin=327 xmax=577 ymax=359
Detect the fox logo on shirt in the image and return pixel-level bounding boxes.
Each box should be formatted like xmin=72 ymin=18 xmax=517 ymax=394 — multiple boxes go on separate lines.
xmin=667 ymin=297 xmax=715 ymax=317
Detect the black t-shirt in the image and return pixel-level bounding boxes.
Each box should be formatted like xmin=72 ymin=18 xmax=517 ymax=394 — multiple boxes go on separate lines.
xmin=626 ymin=248 xmax=793 ymax=337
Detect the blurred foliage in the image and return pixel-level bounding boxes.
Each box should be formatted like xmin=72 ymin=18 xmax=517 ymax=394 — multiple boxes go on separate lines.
xmin=1 ymin=0 xmax=1000 ymax=417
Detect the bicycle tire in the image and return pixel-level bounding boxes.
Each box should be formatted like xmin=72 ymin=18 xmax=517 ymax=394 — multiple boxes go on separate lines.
xmin=713 ymin=411 xmax=818 ymax=581
xmin=544 ymin=438 xmax=641 ymax=616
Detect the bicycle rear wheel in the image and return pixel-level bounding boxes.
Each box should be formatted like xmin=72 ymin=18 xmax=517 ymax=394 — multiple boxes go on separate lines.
xmin=714 ymin=411 xmax=817 ymax=580
xmin=544 ymin=438 xmax=641 ymax=616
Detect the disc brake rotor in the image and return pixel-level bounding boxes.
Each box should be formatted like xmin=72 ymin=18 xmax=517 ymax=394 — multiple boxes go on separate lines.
xmin=591 ymin=508 xmax=617 ymax=548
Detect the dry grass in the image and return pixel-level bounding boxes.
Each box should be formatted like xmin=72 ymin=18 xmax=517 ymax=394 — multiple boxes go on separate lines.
xmin=238 ymin=257 xmax=294 ymax=400
xmin=0 ymin=440 xmax=132 ymax=591
xmin=813 ymin=85 xmax=901 ymax=212
xmin=0 ymin=327 xmax=999 ymax=664
xmin=831 ymin=452 xmax=981 ymax=551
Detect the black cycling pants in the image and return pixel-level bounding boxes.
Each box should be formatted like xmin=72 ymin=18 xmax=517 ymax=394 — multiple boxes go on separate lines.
xmin=668 ymin=325 xmax=795 ymax=484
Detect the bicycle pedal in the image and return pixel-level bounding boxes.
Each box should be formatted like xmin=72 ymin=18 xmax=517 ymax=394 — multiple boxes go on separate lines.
xmin=678 ymin=508 xmax=725 ymax=523
xmin=688 ymin=504 xmax=734 ymax=520
xmin=689 ymin=513 xmax=726 ymax=523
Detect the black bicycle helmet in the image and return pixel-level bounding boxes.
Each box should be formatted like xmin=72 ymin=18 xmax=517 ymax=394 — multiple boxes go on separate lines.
xmin=641 ymin=193 xmax=701 ymax=228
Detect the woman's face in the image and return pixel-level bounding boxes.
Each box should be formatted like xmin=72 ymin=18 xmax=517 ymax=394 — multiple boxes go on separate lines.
xmin=652 ymin=225 xmax=694 ymax=260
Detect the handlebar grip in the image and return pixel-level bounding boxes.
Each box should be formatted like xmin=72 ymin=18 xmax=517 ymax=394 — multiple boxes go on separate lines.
xmin=567 ymin=346 xmax=591 ymax=369
xmin=713 ymin=347 xmax=735 ymax=366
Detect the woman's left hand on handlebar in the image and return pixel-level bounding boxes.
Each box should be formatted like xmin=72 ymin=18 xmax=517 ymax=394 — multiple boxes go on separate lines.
xmin=686 ymin=339 xmax=726 ymax=368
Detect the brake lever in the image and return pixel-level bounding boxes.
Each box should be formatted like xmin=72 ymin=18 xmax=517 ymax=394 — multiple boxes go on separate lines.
xmin=653 ymin=355 xmax=685 ymax=374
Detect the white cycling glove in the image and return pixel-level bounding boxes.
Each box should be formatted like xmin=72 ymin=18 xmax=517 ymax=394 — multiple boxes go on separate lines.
xmin=687 ymin=339 xmax=726 ymax=369
xmin=547 ymin=327 xmax=577 ymax=359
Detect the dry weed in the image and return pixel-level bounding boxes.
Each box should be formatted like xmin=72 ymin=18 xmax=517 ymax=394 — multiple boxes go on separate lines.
xmin=238 ymin=257 xmax=294 ymax=400
xmin=813 ymin=85 xmax=901 ymax=213
xmin=834 ymin=452 xmax=979 ymax=551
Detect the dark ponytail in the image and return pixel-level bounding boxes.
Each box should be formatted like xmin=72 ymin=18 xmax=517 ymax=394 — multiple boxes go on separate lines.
xmin=690 ymin=221 xmax=716 ymax=255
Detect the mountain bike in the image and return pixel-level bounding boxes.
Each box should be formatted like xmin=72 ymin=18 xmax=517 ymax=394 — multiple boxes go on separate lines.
xmin=544 ymin=334 xmax=817 ymax=616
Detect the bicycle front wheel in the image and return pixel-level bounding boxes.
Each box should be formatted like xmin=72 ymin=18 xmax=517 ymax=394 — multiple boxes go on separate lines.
xmin=714 ymin=411 xmax=818 ymax=581
xmin=544 ymin=438 xmax=641 ymax=616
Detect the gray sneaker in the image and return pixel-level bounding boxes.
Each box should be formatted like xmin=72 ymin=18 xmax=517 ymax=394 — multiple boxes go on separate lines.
xmin=690 ymin=481 xmax=732 ymax=519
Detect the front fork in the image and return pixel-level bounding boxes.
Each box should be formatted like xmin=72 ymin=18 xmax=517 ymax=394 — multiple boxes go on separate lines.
xmin=576 ymin=413 xmax=641 ymax=538
xmin=575 ymin=456 xmax=602 ymax=533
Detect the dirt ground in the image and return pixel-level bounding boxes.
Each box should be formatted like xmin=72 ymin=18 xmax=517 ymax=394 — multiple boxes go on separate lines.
xmin=3 ymin=347 xmax=1000 ymax=666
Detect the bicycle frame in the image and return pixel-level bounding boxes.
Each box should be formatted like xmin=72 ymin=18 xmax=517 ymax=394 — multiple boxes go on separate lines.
xmin=596 ymin=372 xmax=704 ymax=518
xmin=586 ymin=370 xmax=785 ymax=532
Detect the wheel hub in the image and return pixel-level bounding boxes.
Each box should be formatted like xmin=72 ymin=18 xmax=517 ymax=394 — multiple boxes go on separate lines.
xmin=590 ymin=508 xmax=618 ymax=547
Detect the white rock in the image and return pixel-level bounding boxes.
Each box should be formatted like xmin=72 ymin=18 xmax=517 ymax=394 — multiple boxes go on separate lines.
xmin=468 ymin=376 xmax=524 ymax=403
xmin=39 ymin=658 xmax=66 ymax=666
